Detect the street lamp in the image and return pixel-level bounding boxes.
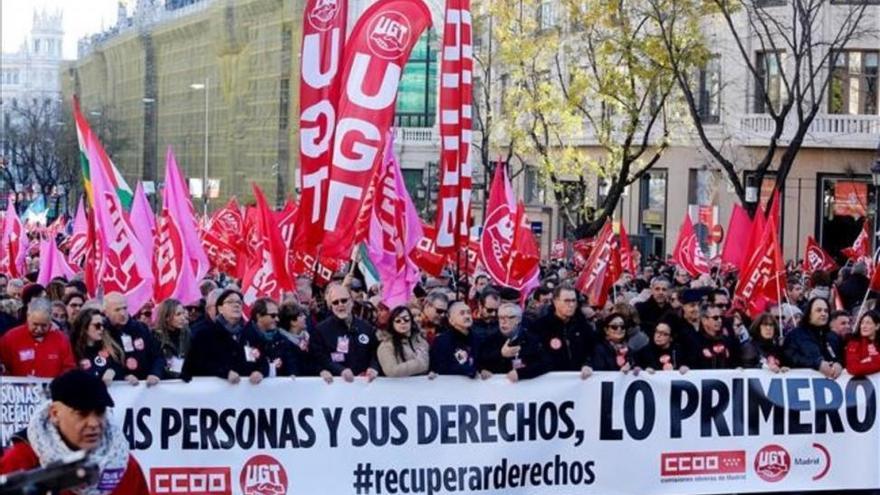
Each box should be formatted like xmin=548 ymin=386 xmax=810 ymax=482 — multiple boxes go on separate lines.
xmin=190 ymin=77 xmax=209 ymax=215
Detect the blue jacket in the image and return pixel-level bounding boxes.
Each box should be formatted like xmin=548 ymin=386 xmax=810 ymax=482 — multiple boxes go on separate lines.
xmin=782 ymin=324 xmax=843 ymax=370
xmin=430 ymin=327 xmax=478 ymax=377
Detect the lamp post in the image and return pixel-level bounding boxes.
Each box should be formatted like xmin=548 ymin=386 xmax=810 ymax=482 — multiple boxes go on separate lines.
xmin=190 ymin=77 xmax=209 ymax=215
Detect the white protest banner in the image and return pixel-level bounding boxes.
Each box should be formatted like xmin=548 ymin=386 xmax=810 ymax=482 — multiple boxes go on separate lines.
xmin=1 ymin=377 xmax=49 ymax=446
xmin=5 ymin=371 xmax=880 ymax=495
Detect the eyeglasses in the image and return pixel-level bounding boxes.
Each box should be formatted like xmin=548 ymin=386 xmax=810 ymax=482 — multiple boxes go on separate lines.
xmin=498 ymin=315 xmax=518 ymax=321
xmin=484 ymin=308 xmax=498 ymax=315
xmin=654 ymin=330 xmax=671 ymax=337
xmin=394 ymin=316 xmax=411 ymax=324
xmin=223 ymin=299 xmax=243 ymax=307
xmin=265 ymin=313 xmax=279 ymax=319
xmin=68 ymin=302 xmax=82 ymax=308
xmin=330 ymin=298 xmax=350 ymax=306
xmin=432 ymin=306 xmax=447 ymax=315
xmin=705 ymin=315 xmax=722 ymax=321
xmin=90 ymin=322 xmax=104 ymax=330
xmin=607 ymin=324 xmax=626 ymax=331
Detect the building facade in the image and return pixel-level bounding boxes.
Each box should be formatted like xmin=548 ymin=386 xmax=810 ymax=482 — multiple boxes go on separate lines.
xmin=1 ymin=9 xmax=64 ymax=104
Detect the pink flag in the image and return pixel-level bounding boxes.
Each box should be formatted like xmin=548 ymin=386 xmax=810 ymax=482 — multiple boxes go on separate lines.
xmin=67 ymin=198 xmax=88 ymax=269
xmin=164 ymin=148 xmax=210 ymax=281
xmin=87 ymin=133 xmax=154 ymax=312
xmin=0 ymin=196 xmax=28 ymax=278
xmin=366 ymin=133 xmax=424 ymax=308
xmin=129 ymin=181 xmax=156 ymax=268
xmin=720 ymin=204 xmax=752 ymax=271
xmin=37 ymin=237 xmax=75 ymax=286
xmin=154 ymin=148 xmax=203 ymax=305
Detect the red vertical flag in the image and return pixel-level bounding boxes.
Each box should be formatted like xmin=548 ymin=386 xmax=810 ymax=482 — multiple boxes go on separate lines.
xmin=295 ymin=0 xmax=348 ymax=254
xmin=508 ymin=202 xmax=540 ymax=282
xmin=842 ymin=220 xmax=871 ymax=261
xmin=320 ymin=0 xmax=432 ymax=258
xmin=433 ymin=0 xmax=474 ymax=254
xmin=574 ymin=222 xmax=617 ymax=307
xmin=618 ymin=222 xmax=637 ymax=274
xmin=734 ymin=213 xmax=786 ymax=317
xmin=720 ymin=204 xmax=752 ymax=271
xmin=241 ymin=185 xmax=294 ymax=312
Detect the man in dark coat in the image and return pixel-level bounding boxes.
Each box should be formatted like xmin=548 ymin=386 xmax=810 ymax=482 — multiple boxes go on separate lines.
xmin=312 ymin=283 xmax=379 ymax=383
xmin=635 ymin=277 xmax=673 ymax=335
xmin=685 ymin=304 xmax=741 ymax=369
xmin=103 ymin=292 xmax=165 ymax=385
xmin=430 ymin=301 xmax=480 ymax=377
xmin=478 ymin=302 xmax=548 ymax=381
xmin=532 ymin=285 xmax=597 ymax=378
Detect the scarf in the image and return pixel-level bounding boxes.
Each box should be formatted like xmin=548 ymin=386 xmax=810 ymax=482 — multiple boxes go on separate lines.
xmin=28 ymin=403 xmax=130 ymax=495
xmin=216 ymin=315 xmax=244 ymax=337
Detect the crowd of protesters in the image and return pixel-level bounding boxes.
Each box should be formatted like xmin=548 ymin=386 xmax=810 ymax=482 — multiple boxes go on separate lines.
xmin=2 ymin=256 xmax=880 ymax=385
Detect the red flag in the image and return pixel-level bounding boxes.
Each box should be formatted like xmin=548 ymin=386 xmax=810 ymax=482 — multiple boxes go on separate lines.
xmin=0 ymin=196 xmax=28 ymax=278
xmin=295 ymin=0 xmax=348 ymax=253
xmin=241 ymin=185 xmax=294 ymax=311
xmin=842 ymin=220 xmax=871 ymax=261
xmin=320 ymin=0 xmax=432 ymax=258
xmin=83 ymin=208 xmax=102 ymax=297
xmin=720 ymin=204 xmax=752 ymax=271
xmin=802 ymin=236 xmax=837 ymax=274
xmin=671 ymin=214 xmax=710 ymax=277
xmin=734 ymin=214 xmax=786 ymax=317
xmin=411 ymin=223 xmax=446 ymax=277
xmin=574 ymin=222 xmax=616 ymax=307
xmin=740 ymin=205 xmax=767 ymax=273
xmin=276 ymin=199 xmax=299 ymax=277
xmin=509 ymin=202 xmax=540 ymax=282
xmin=433 ymin=0 xmax=474 ymax=254
xmin=618 ymin=222 xmax=637 ymax=274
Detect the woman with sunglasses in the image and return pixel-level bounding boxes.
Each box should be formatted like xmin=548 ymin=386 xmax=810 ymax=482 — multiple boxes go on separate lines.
xmin=377 ymin=306 xmax=429 ymax=377
xmin=153 ymin=299 xmax=191 ymax=379
xmin=845 ymin=310 xmax=880 ymax=377
xmin=589 ymin=313 xmax=637 ymax=372
xmin=636 ymin=321 xmax=688 ymax=373
xmin=70 ymin=308 xmax=126 ymax=385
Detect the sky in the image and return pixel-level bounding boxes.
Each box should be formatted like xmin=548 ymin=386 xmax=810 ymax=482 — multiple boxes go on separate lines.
xmin=1 ymin=0 xmax=120 ymax=59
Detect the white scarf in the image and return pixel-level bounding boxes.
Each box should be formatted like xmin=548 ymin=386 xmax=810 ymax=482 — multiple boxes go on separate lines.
xmin=27 ymin=403 xmax=130 ymax=495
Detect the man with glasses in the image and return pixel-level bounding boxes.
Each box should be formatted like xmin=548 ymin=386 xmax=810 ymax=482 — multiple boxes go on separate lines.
xmin=420 ymin=292 xmax=449 ymax=344
xmin=685 ymin=303 xmax=741 ymax=369
xmin=313 ymin=283 xmax=379 ymax=384
xmin=0 ymin=298 xmax=75 ymax=377
xmin=471 ymin=288 xmax=501 ymax=345
xmin=245 ymin=298 xmax=299 ymax=377
xmin=533 ymin=285 xmax=597 ymax=379
xmin=103 ymin=292 xmax=165 ymax=386
xmin=477 ymin=303 xmax=548 ymax=382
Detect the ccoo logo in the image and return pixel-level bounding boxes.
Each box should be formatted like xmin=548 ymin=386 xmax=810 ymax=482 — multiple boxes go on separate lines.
xmin=754 ymin=444 xmax=790 ymax=482
xmin=239 ymin=455 xmax=288 ymax=495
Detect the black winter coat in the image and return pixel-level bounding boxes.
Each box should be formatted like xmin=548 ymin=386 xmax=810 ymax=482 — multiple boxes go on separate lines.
xmin=77 ymin=344 xmax=125 ymax=381
xmin=531 ymin=312 xmax=597 ymax=372
xmin=635 ymin=342 xmax=685 ymax=371
xmin=589 ymin=339 xmax=635 ymax=371
xmin=685 ymin=331 xmax=742 ymax=369
xmin=107 ymin=318 xmax=165 ymax=380
xmin=477 ymin=328 xmax=548 ymax=379
xmin=430 ymin=327 xmax=479 ymax=377
xmin=181 ymin=319 xmax=269 ymax=381
xmin=311 ymin=316 xmax=379 ymax=376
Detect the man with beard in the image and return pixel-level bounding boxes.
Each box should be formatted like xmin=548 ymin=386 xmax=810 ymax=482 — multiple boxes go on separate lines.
xmin=635 ymin=277 xmax=673 ymax=335
xmin=312 ymin=283 xmax=379 ymax=383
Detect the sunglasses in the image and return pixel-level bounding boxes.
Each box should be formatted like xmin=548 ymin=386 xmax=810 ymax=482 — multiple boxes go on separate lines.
xmin=607 ymin=324 xmax=626 ymax=331
xmin=394 ymin=316 xmax=411 ymax=324
xmin=265 ymin=313 xmax=280 ymax=319
xmin=432 ymin=307 xmax=447 ymax=315
xmin=705 ymin=315 xmax=722 ymax=320
xmin=90 ymin=322 xmax=104 ymax=330
xmin=330 ymin=298 xmax=350 ymax=306
xmin=484 ymin=308 xmax=498 ymax=314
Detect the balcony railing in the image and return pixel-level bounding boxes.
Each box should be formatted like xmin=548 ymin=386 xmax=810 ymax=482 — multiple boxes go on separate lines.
xmin=738 ymin=113 xmax=880 ymax=149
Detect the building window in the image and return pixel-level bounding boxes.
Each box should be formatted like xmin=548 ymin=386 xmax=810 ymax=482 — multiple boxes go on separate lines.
xmin=754 ymin=51 xmax=784 ymax=113
xmin=538 ymin=1 xmax=557 ymax=30
xmin=639 ymin=170 xmax=667 ymax=256
xmin=697 ymin=55 xmax=721 ymax=124
xmin=278 ymin=78 xmax=290 ymax=129
xmin=524 ymin=166 xmax=544 ymax=205
xmin=395 ymin=30 xmax=437 ymax=128
xmin=33 ymin=39 xmax=40 ymax=54
xmin=829 ymin=50 xmax=879 ymax=115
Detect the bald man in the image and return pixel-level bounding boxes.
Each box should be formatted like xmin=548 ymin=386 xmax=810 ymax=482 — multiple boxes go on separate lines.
xmin=429 ymin=301 xmax=478 ymax=378
xmin=103 ymin=293 xmax=165 ymax=386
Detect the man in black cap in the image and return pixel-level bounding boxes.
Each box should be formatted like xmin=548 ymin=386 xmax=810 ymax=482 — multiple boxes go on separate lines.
xmin=0 ymin=370 xmax=150 ymax=494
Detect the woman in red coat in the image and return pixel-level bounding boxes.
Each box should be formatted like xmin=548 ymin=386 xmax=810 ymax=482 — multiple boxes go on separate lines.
xmin=845 ymin=310 xmax=880 ymax=377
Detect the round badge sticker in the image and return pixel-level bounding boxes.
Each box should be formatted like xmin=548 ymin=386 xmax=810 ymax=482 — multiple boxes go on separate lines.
xmin=125 ymin=357 xmax=138 ymax=370
xmin=549 ymin=338 xmax=562 ymax=350
xmin=134 ymin=338 xmax=145 ymax=351
xmin=94 ymin=355 xmax=107 ymax=367
xmin=358 ymin=334 xmax=369 ymax=345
